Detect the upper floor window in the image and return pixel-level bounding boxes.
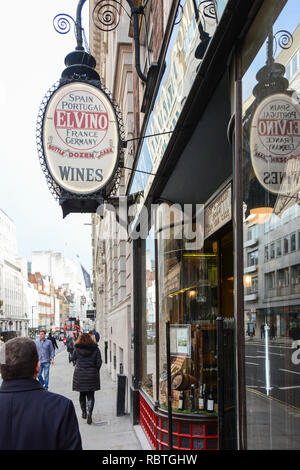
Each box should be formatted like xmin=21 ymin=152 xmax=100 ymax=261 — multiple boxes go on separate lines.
xmin=248 ymin=250 xmax=258 ymax=266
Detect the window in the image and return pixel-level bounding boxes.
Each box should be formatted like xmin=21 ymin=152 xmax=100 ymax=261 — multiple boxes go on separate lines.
xmin=248 ymin=250 xmax=258 ymax=266
xmin=291 ymin=264 xmax=300 ymax=292
xmin=264 ymin=245 xmax=269 ymax=262
xmin=277 ymin=268 xmax=289 ymax=288
xmin=270 ymin=243 xmax=275 ymax=259
xmin=157 ymin=205 xmax=222 ymax=416
xmin=248 ymin=276 xmax=258 ymax=294
xmin=283 ymin=209 xmax=289 ymax=224
xmin=264 ymin=219 xmax=269 ymax=233
xmin=248 ymin=224 xmax=258 ymax=241
xmin=284 ymin=236 xmax=289 ymax=254
xmin=292 ymin=52 xmax=298 ymax=76
xmin=290 ymin=205 xmax=296 ymax=219
xmin=276 ymin=239 xmax=282 ymax=257
xmin=265 ymin=272 xmax=275 ymax=290
xmin=286 ymin=62 xmax=291 ymax=80
xmin=291 ymin=233 xmax=296 ymax=252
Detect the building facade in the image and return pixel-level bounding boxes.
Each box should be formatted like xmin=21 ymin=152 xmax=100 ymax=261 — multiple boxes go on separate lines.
xmin=0 ymin=208 xmax=29 ymax=340
xmin=90 ymin=0 xmax=300 ymax=450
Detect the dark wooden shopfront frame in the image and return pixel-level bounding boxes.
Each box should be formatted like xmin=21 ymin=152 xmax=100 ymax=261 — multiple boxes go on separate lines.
xmin=129 ymin=0 xmax=268 ymax=450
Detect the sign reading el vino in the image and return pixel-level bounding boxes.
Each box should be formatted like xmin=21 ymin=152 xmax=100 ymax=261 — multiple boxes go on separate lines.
xmin=43 ymin=82 xmax=120 ymax=195
xmin=250 ymin=93 xmax=300 ymax=195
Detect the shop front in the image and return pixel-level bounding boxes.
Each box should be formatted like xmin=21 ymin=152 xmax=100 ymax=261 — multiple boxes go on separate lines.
xmin=129 ymin=0 xmax=300 ymax=451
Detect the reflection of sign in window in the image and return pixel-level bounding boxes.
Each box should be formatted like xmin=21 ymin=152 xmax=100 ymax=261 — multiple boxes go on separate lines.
xmin=250 ymin=93 xmax=300 ymax=195
xmin=170 ymin=324 xmax=191 ymax=357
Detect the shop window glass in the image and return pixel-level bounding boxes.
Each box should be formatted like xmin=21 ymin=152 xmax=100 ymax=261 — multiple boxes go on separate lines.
xmin=141 ymin=227 xmax=156 ymax=401
xmin=242 ymin=0 xmax=300 ymax=449
xmin=129 ymin=0 xmax=220 ymax=197
xmin=158 ymin=207 xmax=219 ymax=416
xmin=157 ymin=201 xmax=234 ymax=430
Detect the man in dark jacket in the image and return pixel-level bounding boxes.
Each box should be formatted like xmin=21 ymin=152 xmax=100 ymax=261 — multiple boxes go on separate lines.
xmin=0 ymin=337 xmax=82 ymax=450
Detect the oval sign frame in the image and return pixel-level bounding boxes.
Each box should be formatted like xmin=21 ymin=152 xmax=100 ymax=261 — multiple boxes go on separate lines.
xmin=37 ymin=80 xmax=122 ymax=198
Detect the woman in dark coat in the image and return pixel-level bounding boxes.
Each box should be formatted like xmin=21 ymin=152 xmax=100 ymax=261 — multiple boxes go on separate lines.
xmin=72 ymin=332 xmax=102 ymax=424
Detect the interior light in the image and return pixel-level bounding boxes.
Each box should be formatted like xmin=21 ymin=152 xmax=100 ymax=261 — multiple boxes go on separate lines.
xmin=243 ymin=274 xmax=252 ymax=288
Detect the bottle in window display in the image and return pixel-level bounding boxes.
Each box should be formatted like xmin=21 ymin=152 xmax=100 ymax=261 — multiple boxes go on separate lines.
xmin=178 ymin=390 xmax=185 ymax=410
xmin=189 ymin=384 xmax=196 ymax=412
xmin=198 ymin=384 xmax=205 ymax=411
xmin=207 ymin=386 xmax=214 ymax=412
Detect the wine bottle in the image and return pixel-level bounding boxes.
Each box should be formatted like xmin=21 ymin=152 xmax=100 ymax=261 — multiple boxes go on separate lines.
xmin=207 ymin=386 xmax=214 ymax=412
xmin=198 ymin=384 xmax=205 ymax=411
xmin=178 ymin=391 xmax=185 ymax=410
xmin=190 ymin=384 xmax=196 ymax=412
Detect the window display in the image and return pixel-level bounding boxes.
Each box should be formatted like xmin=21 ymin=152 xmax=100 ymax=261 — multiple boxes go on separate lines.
xmin=158 ymin=219 xmax=219 ymax=415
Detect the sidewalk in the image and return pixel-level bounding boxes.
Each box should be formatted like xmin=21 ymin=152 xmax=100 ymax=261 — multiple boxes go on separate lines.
xmin=50 ymin=347 xmax=142 ymax=451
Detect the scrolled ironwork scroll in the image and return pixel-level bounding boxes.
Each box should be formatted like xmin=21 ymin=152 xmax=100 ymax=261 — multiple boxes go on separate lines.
xmin=53 ymin=14 xmax=76 ymax=35
xmin=92 ymin=0 xmax=131 ymax=33
xmin=273 ymin=30 xmax=293 ymax=55
xmin=199 ymin=0 xmax=217 ymax=21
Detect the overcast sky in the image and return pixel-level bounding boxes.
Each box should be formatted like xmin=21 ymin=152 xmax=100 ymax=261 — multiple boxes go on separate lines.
xmin=0 ymin=1 xmax=92 ymax=273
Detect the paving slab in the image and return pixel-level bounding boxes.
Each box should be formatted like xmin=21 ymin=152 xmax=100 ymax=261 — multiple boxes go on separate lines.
xmin=50 ymin=346 xmax=142 ymax=451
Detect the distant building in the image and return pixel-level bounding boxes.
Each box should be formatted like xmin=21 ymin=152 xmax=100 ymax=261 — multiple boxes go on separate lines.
xmin=0 ymin=208 xmax=29 ymax=339
xmin=31 ymin=250 xmax=90 ymax=329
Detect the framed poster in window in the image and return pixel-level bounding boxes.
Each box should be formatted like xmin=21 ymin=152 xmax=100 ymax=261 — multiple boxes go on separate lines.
xmin=170 ymin=324 xmax=191 ymax=357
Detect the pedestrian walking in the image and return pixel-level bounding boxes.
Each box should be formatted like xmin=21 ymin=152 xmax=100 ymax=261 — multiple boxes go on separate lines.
xmin=71 ymin=332 xmax=102 ymax=425
xmin=0 ymin=337 xmax=82 ymax=450
xmin=261 ymin=324 xmax=265 ymax=339
xmin=67 ymin=333 xmax=76 ymax=365
xmin=48 ymin=331 xmax=58 ymax=350
xmin=270 ymin=323 xmax=276 ymax=340
xmin=92 ymin=328 xmax=100 ymax=343
xmin=36 ymin=329 xmax=55 ymax=390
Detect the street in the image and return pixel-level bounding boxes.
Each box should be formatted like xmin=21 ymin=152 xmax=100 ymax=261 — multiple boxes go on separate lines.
xmin=245 ymin=339 xmax=300 ymax=409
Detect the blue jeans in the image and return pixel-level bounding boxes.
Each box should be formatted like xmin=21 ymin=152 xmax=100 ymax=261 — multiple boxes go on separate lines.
xmin=38 ymin=362 xmax=50 ymax=389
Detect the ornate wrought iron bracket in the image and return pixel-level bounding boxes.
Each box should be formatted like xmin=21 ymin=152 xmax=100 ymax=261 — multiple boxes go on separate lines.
xmin=92 ymin=0 xmax=151 ymax=83
xmin=54 ymin=0 xmax=153 ymax=84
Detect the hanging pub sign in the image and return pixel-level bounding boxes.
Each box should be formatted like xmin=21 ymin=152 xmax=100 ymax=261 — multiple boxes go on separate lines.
xmin=36 ymin=5 xmax=124 ymax=217
xmin=250 ymin=93 xmax=300 ymax=195
xmin=42 ymin=82 xmax=120 ymax=195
